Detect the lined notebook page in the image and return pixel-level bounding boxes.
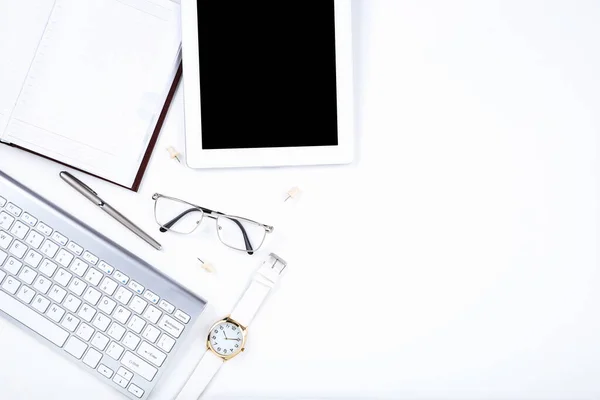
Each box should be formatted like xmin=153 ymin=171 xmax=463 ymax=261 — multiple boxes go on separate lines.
xmin=0 ymin=0 xmax=181 ymax=187
xmin=0 ymin=0 xmax=56 ymax=134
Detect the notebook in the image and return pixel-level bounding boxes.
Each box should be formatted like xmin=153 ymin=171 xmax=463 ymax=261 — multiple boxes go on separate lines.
xmin=0 ymin=0 xmax=182 ymax=191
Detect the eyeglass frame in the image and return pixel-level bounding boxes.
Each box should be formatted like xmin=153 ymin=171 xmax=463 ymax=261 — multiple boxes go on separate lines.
xmin=152 ymin=193 xmax=274 ymax=255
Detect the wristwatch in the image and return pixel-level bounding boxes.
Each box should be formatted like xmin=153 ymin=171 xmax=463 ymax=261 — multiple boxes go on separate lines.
xmin=176 ymin=253 xmax=288 ymax=400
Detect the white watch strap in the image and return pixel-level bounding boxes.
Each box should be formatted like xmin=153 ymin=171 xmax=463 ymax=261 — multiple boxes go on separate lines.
xmin=175 ymin=350 xmax=223 ymax=400
xmin=175 ymin=254 xmax=287 ymax=400
xmin=229 ymin=253 xmax=287 ymax=327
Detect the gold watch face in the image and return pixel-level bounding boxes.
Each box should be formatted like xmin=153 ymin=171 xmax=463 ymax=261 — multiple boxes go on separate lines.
xmin=207 ymin=318 xmax=247 ymax=360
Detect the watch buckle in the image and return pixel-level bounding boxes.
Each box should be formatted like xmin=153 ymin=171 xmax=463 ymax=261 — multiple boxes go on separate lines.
xmin=268 ymin=253 xmax=287 ymax=274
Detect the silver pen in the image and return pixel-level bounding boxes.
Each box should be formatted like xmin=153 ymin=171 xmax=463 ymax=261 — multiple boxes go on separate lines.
xmin=59 ymin=171 xmax=162 ymax=250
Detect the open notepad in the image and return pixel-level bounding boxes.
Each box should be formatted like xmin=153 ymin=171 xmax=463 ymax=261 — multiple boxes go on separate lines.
xmin=0 ymin=0 xmax=182 ymax=190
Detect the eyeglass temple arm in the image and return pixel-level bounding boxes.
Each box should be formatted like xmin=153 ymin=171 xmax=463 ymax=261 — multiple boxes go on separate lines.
xmin=159 ymin=207 xmax=255 ymax=255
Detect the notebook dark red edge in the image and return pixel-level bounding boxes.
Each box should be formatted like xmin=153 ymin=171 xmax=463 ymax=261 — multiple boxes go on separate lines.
xmin=1 ymin=63 xmax=183 ymax=193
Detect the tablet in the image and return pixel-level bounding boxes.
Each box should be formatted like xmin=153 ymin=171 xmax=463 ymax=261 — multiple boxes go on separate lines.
xmin=181 ymin=0 xmax=354 ymax=168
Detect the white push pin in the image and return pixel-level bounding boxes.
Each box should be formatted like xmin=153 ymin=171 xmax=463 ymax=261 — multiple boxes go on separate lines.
xmin=167 ymin=146 xmax=181 ymax=163
xmin=284 ymin=186 xmax=301 ymax=202
xmin=197 ymin=258 xmax=214 ymax=273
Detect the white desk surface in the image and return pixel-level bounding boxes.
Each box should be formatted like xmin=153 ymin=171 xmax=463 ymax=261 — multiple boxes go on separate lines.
xmin=1 ymin=1 xmax=599 ymax=398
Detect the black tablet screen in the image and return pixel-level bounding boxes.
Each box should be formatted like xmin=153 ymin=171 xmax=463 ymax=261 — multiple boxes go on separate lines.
xmin=197 ymin=1 xmax=338 ymax=149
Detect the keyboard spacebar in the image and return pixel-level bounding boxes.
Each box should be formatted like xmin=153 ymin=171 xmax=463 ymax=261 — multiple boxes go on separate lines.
xmin=0 ymin=290 xmax=69 ymax=347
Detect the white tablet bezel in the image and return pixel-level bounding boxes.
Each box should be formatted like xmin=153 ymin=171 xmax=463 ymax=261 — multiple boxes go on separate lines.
xmin=181 ymin=0 xmax=354 ymax=168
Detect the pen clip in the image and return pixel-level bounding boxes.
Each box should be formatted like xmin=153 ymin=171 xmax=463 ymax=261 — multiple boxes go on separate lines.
xmin=59 ymin=171 xmax=104 ymax=206
xmin=72 ymin=175 xmax=97 ymax=196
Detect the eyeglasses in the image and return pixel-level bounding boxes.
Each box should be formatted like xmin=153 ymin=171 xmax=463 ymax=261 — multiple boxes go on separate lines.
xmin=152 ymin=193 xmax=274 ymax=255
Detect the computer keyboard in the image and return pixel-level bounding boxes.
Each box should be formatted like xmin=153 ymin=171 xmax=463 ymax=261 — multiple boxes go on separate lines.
xmin=0 ymin=170 xmax=207 ymax=399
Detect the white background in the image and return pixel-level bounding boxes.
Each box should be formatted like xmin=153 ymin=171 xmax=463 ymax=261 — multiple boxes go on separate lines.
xmin=0 ymin=0 xmax=598 ymax=399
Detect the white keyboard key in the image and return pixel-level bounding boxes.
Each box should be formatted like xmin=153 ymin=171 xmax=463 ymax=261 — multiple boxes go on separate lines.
xmin=0 ymin=269 xmax=5 ymax=283
xmin=137 ymin=342 xmax=167 ymax=367
xmin=82 ymin=251 xmax=98 ymax=265
xmin=78 ymin=303 xmax=96 ymax=322
xmin=128 ymin=280 xmax=144 ymax=295
xmin=46 ymin=304 xmax=66 ymax=322
xmin=25 ymin=230 xmax=44 ymax=249
xmin=67 ymin=241 xmax=83 ymax=256
xmin=99 ymin=277 xmax=118 ymax=296
xmin=98 ymin=364 xmax=113 ymax=379
xmin=55 ymin=249 xmax=74 ymax=268
xmin=0 ymin=196 xmax=5 ymax=207
xmin=32 ymin=294 xmax=51 ymax=313
xmin=39 ymin=259 xmax=58 ymax=277
xmin=158 ymin=315 xmax=184 ymax=338
xmin=174 ymin=309 xmax=190 ymax=324
xmin=55 ymin=268 xmax=72 ymax=287
xmin=70 ymin=259 xmax=88 ymax=277
xmin=4 ymin=257 xmax=22 ymax=275
xmin=36 ymin=222 xmax=53 ymax=236
xmin=64 ymin=294 xmax=82 ymax=313
xmin=98 ymin=261 xmax=114 ymax=275
xmin=83 ymin=348 xmax=103 ymax=368
xmin=64 ymin=336 xmax=87 ymax=359
xmin=8 ymin=240 xmax=27 ymax=258
xmin=113 ymin=374 xmax=129 ymax=388
xmin=83 ymin=287 xmax=102 ymax=305
xmin=10 ymin=221 xmax=28 ymax=240
xmin=2 ymin=276 xmax=20 ymax=294
xmin=40 ymin=239 xmax=59 ymax=258
xmin=158 ymin=299 xmax=174 ymax=314
xmin=67 ymin=276 xmax=86 ymax=296
xmin=24 ymin=250 xmax=42 ymax=268
xmin=114 ymin=270 xmax=129 ymax=285
xmin=0 ymin=290 xmax=69 ymax=347
xmin=117 ymin=367 xmax=134 ymax=381
xmin=128 ymin=384 xmax=144 ymax=398
xmin=51 ymin=232 xmax=68 ymax=246
xmin=6 ymin=203 xmax=22 ymax=217
xmin=130 ymin=296 xmax=147 ymax=314
xmin=108 ymin=323 xmax=126 ymax=341
xmin=21 ymin=213 xmax=37 ymax=227
xmin=68 ymin=277 xmax=86 ymax=296
xmin=18 ymin=266 xmax=37 ymax=285
xmin=0 ymin=231 xmax=12 ymax=249
xmin=0 ymin=249 xmax=6 ymax=266
xmin=84 ymin=268 xmax=102 ymax=286
xmin=143 ymin=290 xmax=159 ymax=304
xmin=49 ymin=285 xmax=67 ymax=303
xmin=98 ymin=296 xmax=117 ymax=314
xmin=16 ymin=285 xmax=35 ymax=304
xmin=114 ymin=306 xmax=131 ymax=324
xmin=157 ymin=334 xmax=175 ymax=353
xmin=142 ymin=325 xmax=161 ymax=343
xmin=91 ymin=332 xmax=110 ymax=351
xmin=47 ymin=278 xmax=68 ymax=304
xmin=33 ymin=276 xmax=52 ymax=294
xmin=123 ymin=332 xmax=141 ymax=350
xmin=121 ymin=351 xmax=158 ymax=381
xmin=115 ymin=287 xmax=133 ymax=305
xmin=61 ymin=313 xmax=81 ymax=332
xmin=143 ymin=305 xmax=162 ymax=325
xmin=107 ymin=342 xmax=125 ymax=360
xmin=76 ymin=322 xmax=95 ymax=341
xmin=0 ymin=212 xmax=15 ymax=230
xmin=127 ymin=315 xmax=146 ymax=334
xmin=93 ymin=313 xmax=111 ymax=332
